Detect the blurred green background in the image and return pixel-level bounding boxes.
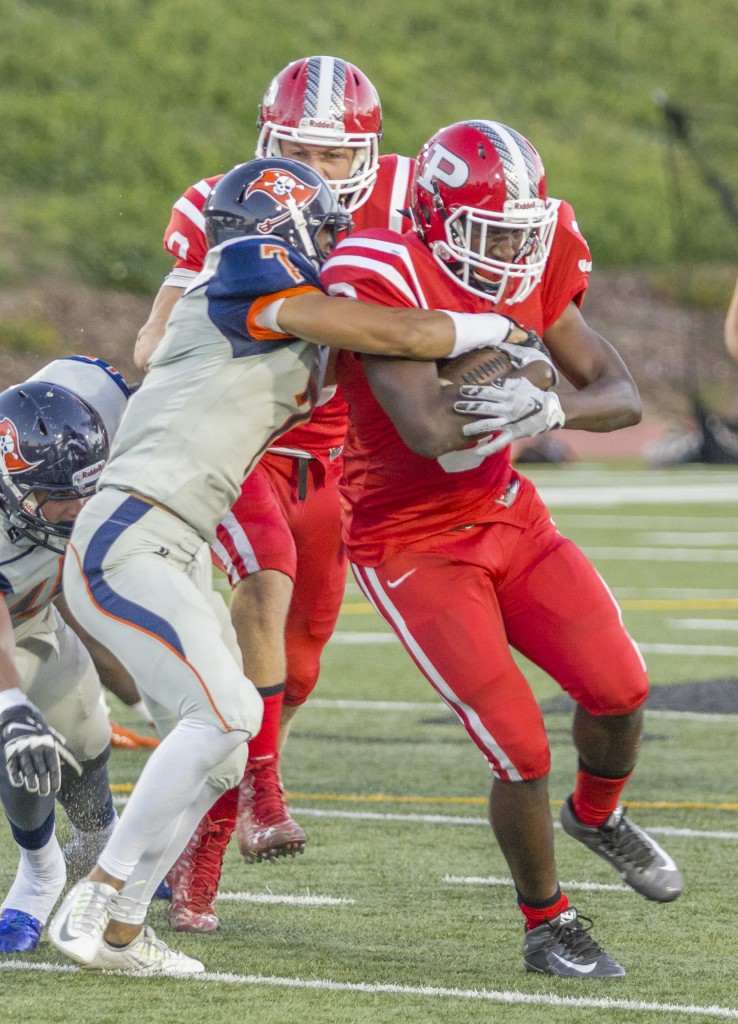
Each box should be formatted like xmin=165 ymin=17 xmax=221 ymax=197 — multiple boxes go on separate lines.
xmin=2 ymin=0 xmax=738 ymax=294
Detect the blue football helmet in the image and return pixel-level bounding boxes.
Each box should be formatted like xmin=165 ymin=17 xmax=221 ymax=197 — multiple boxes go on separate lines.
xmin=0 ymin=381 xmax=108 ymax=552
xmin=203 ymin=158 xmax=352 ymax=268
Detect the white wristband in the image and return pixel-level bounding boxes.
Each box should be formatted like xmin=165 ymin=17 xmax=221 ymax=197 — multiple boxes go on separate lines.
xmin=0 ymin=687 xmax=31 ymax=715
xmin=441 ymin=311 xmax=514 ymax=358
xmin=255 ymin=297 xmax=286 ymax=334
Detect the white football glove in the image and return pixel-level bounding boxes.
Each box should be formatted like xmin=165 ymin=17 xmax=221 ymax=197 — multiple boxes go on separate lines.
xmin=490 ymin=340 xmax=559 ymax=386
xmin=0 ymin=703 xmax=82 ymax=797
xmin=454 ymin=377 xmax=566 ymax=455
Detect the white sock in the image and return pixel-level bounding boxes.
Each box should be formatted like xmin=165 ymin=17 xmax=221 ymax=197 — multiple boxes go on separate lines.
xmin=1 ymin=837 xmax=66 ymax=924
xmin=97 ymin=718 xmax=246 ymax=921
xmin=108 ymin=782 xmax=221 ymax=926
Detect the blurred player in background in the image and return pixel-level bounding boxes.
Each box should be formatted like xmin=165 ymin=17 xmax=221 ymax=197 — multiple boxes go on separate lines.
xmin=134 ymin=55 xmax=417 ymax=933
xmin=0 ymin=358 xmax=131 ymax=953
xmin=724 ymin=273 xmax=738 ymax=359
xmin=320 ymin=120 xmax=684 ymax=978
xmin=645 ymin=272 xmax=738 ymax=467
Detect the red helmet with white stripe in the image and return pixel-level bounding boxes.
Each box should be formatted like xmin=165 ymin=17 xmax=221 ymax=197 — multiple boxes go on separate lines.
xmin=410 ymin=120 xmax=557 ymax=304
xmin=256 ymin=56 xmax=382 ymax=214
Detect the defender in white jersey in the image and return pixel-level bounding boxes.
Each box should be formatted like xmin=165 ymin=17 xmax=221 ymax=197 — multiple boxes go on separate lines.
xmin=133 ymin=59 xmax=415 ymax=911
xmin=49 ymin=157 xmax=521 ymax=974
xmin=0 ymin=358 xmax=131 ymax=954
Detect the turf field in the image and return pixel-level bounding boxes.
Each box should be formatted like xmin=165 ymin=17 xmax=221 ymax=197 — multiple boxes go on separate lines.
xmin=2 ymin=461 xmax=738 ymax=1023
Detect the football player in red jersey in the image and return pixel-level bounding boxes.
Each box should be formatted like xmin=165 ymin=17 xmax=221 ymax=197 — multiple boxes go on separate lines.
xmin=132 ymin=57 xmax=419 ymax=932
xmin=320 ymin=120 xmax=684 ymax=979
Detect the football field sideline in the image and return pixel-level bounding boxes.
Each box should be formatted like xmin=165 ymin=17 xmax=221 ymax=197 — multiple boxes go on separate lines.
xmin=2 ymin=960 xmax=737 ymax=1019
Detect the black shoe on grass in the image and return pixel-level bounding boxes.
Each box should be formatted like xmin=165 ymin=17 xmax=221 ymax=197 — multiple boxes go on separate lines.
xmin=523 ymin=907 xmax=625 ymax=978
xmin=561 ymin=797 xmax=684 ymax=903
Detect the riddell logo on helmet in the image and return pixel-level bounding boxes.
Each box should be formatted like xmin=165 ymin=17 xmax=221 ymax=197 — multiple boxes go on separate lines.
xmin=299 ymin=117 xmax=343 ymax=132
xmin=503 ymin=199 xmax=545 ymax=219
xmin=0 ymin=419 xmax=42 ymax=472
xmin=72 ymin=460 xmax=105 ymax=488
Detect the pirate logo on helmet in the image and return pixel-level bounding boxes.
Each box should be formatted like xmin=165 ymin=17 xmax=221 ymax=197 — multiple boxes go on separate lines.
xmin=244 ymin=168 xmax=320 ymax=233
xmin=0 ymin=418 xmax=42 ymax=473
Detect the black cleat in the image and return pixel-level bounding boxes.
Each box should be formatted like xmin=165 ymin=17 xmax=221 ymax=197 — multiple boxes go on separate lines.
xmin=561 ymin=797 xmax=684 ymax=903
xmin=523 ymin=907 xmax=625 ymax=978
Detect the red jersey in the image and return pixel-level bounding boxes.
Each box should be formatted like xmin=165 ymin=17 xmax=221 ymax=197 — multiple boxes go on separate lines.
xmin=319 ymin=201 xmax=592 ymax=565
xmin=160 ymin=155 xmax=415 ymax=460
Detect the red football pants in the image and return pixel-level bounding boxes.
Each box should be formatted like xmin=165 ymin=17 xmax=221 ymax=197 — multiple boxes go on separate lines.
xmin=212 ymin=451 xmax=347 ymax=705
xmin=351 ymin=475 xmax=648 ymax=781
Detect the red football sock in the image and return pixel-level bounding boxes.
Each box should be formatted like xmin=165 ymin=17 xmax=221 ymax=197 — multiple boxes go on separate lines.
xmin=205 ymin=688 xmax=286 ymax=828
xmin=247 ymin=687 xmax=284 ymax=763
xmin=572 ymin=767 xmax=632 ymax=827
xmin=518 ymin=889 xmax=570 ymax=931
xmin=208 ymin=785 xmax=238 ymax=827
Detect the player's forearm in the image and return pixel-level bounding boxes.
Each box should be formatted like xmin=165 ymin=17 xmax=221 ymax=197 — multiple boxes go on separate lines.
xmin=0 ymin=610 xmax=24 ymax=696
xmin=363 ymin=357 xmax=483 ymax=458
xmin=385 ymin=393 xmax=484 ymax=458
xmin=558 ymin=376 xmax=642 ymax=432
xmin=544 ymin=308 xmax=641 ymax=432
xmin=277 ymin=293 xmax=517 ymax=360
xmin=134 ymin=322 xmax=165 ymax=372
xmin=0 ymin=652 xmax=25 ymax=697
xmin=134 ymin=285 xmax=185 ymax=371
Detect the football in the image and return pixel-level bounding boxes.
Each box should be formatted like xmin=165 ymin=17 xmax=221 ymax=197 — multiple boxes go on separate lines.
xmin=437 ymin=346 xmax=556 ymax=392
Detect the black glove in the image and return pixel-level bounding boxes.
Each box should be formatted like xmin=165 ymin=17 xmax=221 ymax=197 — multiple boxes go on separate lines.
xmin=0 ymin=703 xmax=82 ymax=797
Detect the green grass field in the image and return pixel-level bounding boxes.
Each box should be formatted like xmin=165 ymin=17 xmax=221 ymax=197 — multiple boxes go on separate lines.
xmin=2 ymin=0 xmax=738 ymax=293
xmin=2 ymin=461 xmax=738 ymax=1023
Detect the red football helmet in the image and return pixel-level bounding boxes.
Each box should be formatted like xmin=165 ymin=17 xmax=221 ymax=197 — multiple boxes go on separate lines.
xmin=256 ymin=56 xmax=382 ymax=213
xmin=410 ymin=120 xmax=557 ymax=304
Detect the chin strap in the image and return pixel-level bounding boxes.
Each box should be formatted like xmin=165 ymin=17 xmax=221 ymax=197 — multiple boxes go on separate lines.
xmin=285 ymin=196 xmax=318 ymax=267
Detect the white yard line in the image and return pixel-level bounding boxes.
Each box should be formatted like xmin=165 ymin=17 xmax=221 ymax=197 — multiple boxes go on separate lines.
xmin=667 ymin=619 xmax=738 ymax=632
xmin=644 ymin=709 xmax=736 ymax=722
xmin=108 ymin=794 xmax=738 ymax=838
xmin=218 ymin=891 xmax=353 ymax=906
xmin=284 ymin=808 xmax=738 ymax=841
xmin=444 ymin=875 xmax=631 ymax=892
xmin=537 ymin=483 xmax=738 ymax=507
xmin=326 ymin=632 xmax=738 ymax=657
xmin=552 ymin=515 xmax=738 ymax=530
xmin=614 ymin=588 xmax=738 ymax=598
xmin=2 ymin=962 xmax=737 ymax=1018
xmin=328 ymin=632 xmax=398 ymax=643
xmin=305 ymin=698 xmax=733 ymax=722
xmin=307 ymin=698 xmax=439 ymax=710
xmin=633 ymin=532 xmax=738 ymax=545
xmin=638 ymin=642 xmax=738 ymax=656
xmin=582 ymin=547 xmax=738 ymax=562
